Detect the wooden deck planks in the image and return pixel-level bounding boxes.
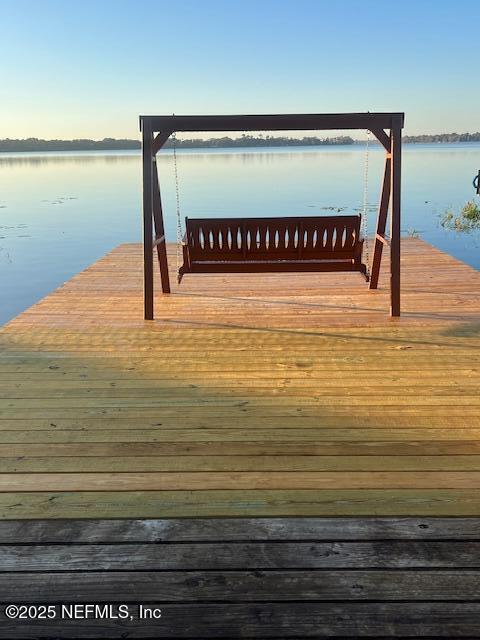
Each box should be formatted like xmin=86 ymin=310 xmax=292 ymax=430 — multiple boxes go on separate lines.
xmin=1 ymin=238 xmax=480 ymax=518
xmin=2 ymin=490 xmax=480 ymax=518
xmin=2 ymin=517 xmax=480 ymax=637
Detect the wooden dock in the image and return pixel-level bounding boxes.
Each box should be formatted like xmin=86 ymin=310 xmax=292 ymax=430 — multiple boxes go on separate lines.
xmin=1 ymin=238 xmax=480 ymax=637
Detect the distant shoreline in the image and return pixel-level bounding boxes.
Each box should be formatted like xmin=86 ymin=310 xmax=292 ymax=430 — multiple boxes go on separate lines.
xmin=1 ymin=133 xmax=479 ymax=153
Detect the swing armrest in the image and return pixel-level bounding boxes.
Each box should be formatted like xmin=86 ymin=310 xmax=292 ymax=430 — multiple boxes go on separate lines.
xmin=354 ymin=237 xmax=364 ymax=261
xmin=182 ymin=236 xmax=191 ymax=271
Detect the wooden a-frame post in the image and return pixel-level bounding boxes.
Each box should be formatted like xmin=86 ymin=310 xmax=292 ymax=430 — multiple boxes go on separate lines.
xmin=390 ymin=116 xmax=402 ymax=317
xmin=141 ymin=119 xmax=154 ymax=320
xmin=140 ymin=112 xmax=403 ymax=320
xmin=141 ymin=120 xmax=171 ymax=320
xmin=368 ymin=115 xmax=403 ymax=317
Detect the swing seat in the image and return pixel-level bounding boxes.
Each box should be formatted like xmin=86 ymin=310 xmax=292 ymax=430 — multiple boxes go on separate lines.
xmin=178 ymin=215 xmax=368 ymax=281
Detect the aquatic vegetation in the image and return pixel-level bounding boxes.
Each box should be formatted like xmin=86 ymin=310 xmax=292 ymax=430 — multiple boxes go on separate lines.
xmin=441 ymin=200 xmax=480 ymax=232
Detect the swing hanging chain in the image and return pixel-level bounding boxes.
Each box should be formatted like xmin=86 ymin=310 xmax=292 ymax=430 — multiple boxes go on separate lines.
xmin=172 ymin=129 xmax=184 ymax=281
xmin=361 ymin=130 xmax=371 ymax=278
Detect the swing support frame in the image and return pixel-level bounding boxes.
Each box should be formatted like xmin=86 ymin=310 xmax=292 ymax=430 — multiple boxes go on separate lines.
xmin=140 ymin=112 xmax=404 ymax=320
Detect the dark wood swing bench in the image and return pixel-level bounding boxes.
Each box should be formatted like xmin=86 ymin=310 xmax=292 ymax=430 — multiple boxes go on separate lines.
xmin=178 ymin=214 xmax=368 ymax=281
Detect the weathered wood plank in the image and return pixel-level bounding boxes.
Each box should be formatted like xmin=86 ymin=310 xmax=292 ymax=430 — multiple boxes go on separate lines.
xmin=2 ymin=570 xmax=480 ymax=602
xmin=1 ymin=602 xmax=480 ymax=638
xmin=1 ymin=517 xmax=479 ymax=543
xmin=2 ymin=541 xmax=480 ymax=571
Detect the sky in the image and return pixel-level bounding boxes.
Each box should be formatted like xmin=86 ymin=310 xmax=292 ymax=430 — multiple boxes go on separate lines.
xmin=0 ymin=0 xmax=478 ymax=139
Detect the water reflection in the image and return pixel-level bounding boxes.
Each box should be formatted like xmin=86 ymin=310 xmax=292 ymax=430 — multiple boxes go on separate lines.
xmin=0 ymin=152 xmax=140 ymax=168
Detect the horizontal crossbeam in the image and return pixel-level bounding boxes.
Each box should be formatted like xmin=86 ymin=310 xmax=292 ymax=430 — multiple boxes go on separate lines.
xmin=140 ymin=113 xmax=404 ymax=134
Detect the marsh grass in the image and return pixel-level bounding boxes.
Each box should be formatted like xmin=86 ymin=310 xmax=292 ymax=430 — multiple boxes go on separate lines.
xmin=441 ymin=200 xmax=480 ymax=232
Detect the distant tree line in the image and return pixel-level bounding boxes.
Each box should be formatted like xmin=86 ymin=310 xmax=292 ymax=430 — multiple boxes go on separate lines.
xmin=1 ymin=132 xmax=480 ymax=152
xmin=163 ymin=134 xmax=356 ymax=147
xmin=403 ymin=132 xmax=480 ymax=143
xmin=0 ymin=134 xmax=354 ymax=152
xmin=0 ymin=138 xmax=140 ymax=152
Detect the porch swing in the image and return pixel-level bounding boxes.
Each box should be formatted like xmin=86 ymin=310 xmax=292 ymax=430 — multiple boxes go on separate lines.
xmin=140 ymin=113 xmax=404 ymax=319
xmin=172 ymin=132 xmax=371 ymax=284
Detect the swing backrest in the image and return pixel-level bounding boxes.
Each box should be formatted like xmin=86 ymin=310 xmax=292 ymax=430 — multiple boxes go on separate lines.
xmin=184 ymin=215 xmax=362 ymax=262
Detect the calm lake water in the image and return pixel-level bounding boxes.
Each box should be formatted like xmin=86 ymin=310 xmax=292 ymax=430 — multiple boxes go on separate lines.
xmin=1 ymin=143 xmax=480 ymax=325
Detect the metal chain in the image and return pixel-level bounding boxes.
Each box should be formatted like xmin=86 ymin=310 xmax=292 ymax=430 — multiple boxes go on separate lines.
xmin=361 ymin=130 xmax=371 ymax=278
xmin=172 ymin=129 xmax=184 ymax=280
